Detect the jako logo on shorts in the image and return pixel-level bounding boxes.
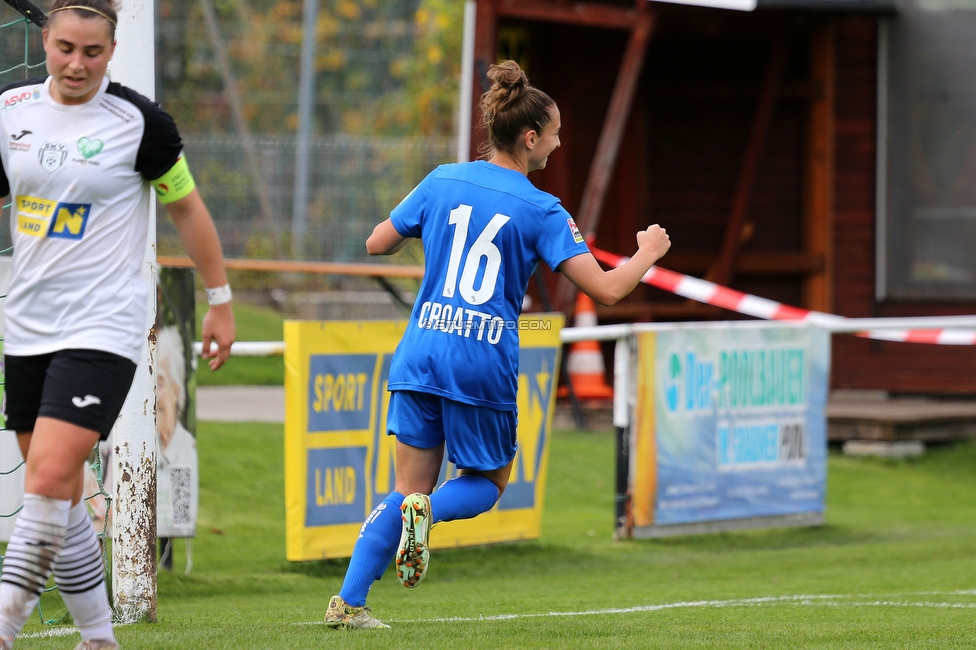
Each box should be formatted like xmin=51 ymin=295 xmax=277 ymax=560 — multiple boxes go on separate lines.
xmin=307 ymin=353 xmax=375 ymax=432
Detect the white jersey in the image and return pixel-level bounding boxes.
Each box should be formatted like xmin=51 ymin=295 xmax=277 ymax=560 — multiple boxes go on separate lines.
xmin=0 ymin=76 xmax=185 ymax=363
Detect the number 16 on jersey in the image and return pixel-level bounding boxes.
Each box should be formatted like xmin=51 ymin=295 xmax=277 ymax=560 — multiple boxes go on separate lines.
xmin=443 ymin=204 xmax=510 ymax=306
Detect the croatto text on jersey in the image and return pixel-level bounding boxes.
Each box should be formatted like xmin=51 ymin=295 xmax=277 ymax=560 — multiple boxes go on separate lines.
xmin=417 ymin=301 xmax=507 ymax=345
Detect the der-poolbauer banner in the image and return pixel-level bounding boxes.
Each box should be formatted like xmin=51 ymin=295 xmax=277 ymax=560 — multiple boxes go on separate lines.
xmin=630 ymin=323 xmax=830 ymax=531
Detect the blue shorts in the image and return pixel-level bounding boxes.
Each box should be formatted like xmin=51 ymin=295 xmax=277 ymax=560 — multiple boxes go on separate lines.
xmin=387 ymin=390 xmax=518 ymax=472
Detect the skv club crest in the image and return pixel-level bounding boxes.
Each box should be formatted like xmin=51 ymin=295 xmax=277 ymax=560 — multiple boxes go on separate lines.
xmin=39 ymin=141 xmax=67 ymax=173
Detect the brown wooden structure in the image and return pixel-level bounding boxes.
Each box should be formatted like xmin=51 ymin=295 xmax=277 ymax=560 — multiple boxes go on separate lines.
xmin=466 ymin=0 xmax=976 ymax=396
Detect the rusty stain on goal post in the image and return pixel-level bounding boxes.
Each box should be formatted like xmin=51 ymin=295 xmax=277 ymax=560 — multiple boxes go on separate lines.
xmin=110 ymin=290 xmax=159 ymax=624
xmin=110 ymin=438 xmax=158 ymax=624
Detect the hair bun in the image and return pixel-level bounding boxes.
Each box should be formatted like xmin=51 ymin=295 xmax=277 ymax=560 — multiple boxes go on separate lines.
xmin=483 ymin=60 xmax=529 ymax=119
xmin=487 ymin=60 xmax=528 ymax=92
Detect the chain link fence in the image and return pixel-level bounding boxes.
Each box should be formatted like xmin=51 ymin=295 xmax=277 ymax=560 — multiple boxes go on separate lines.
xmin=160 ymin=134 xmax=456 ymax=266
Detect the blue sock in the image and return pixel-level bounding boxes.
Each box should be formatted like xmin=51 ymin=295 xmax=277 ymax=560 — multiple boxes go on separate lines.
xmin=338 ymin=492 xmax=405 ymax=607
xmin=429 ymin=475 xmax=500 ymax=524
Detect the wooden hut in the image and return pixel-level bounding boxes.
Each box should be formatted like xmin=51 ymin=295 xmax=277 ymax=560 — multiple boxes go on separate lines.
xmin=465 ymin=0 xmax=976 ymax=396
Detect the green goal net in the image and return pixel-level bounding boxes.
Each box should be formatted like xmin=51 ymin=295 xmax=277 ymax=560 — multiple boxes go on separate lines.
xmin=1 ymin=0 xmax=46 ymax=84
xmin=1 ymin=0 xmax=45 ymax=249
xmin=1 ymin=1 xmax=115 ymax=629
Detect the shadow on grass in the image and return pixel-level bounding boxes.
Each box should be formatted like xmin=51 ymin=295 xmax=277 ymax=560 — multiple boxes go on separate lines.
xmin=281 ymin=558 xmax=349 ymax=578
xmin=274 ymin=524 xmax=878 ymax=586
xmin=628 ymin=523 xmax=878 ymax=552
xmin=156 ymin=570 xmax=324 ymax=599
xmin=416 ymin=541 xmax=617 ymax=584
xmin=281 ymin=541 xmax=605 ymax=583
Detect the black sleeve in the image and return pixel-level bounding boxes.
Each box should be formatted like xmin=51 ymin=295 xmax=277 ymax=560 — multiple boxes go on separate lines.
xmin=0 ymin=77 xmax=44 ymax=95
xmin=105 ymin=82 xmax=184 ymax=181
xmin=1 ymin=155 xmax=9 ymax=198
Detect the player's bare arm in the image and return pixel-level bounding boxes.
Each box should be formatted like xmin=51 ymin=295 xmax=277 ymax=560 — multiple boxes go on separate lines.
xmin=165 ymin=189 xmax=236 ymax=370
xmin=366 ymin=218 xmax=410 ymax=255
xmin=560 ymin=224 xmax=670 ymax=306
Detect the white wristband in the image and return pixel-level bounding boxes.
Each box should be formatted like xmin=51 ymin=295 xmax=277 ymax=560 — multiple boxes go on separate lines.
xmin=205 ymin=284 xmax=233 ymax=305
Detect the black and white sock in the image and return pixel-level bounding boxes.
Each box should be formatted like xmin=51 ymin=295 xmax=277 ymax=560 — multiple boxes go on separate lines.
xmin=54 ymin=501 xmax=115 ymax=644
xmin=0 ymin=494 xmax=70 ymax=640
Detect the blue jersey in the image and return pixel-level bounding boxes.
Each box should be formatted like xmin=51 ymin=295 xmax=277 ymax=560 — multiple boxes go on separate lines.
xmin=387 ymin=161 xmax=590 ymax=410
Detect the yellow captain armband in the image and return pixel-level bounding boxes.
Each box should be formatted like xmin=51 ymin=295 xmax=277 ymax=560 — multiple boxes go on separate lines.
xmin=151 ymin=155 xmax=196 ymax=204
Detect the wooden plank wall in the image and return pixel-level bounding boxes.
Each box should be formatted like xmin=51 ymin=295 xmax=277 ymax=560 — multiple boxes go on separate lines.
xmin=525 ymin=9 xmax=814 ymax=320
xmin=488 ymin=3 xmax=976 ymax=395
xmin=831 ymin=16 xmax=976 ymax=395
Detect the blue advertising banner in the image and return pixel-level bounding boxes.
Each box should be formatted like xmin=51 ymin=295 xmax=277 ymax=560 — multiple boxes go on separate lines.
xmin=305 ymin=446 xmax=369 ymax=526
xmin=631 ymin=323 xmax=830 ymax=531
xmin=307 ymin=354 xmax=376 ymax=432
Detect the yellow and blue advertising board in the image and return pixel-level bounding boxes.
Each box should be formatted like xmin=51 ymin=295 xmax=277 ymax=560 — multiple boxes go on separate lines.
xmin=284 ymin=315 xmax=563 ymax=561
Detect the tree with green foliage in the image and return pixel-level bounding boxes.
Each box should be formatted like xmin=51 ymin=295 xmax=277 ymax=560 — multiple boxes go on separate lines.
xmin=157 ymin=0 xmax=461 ymax=138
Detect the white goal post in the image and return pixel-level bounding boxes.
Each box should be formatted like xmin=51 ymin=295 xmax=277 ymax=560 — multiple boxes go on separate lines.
xmin=109 ymin=0 xmax=158 ymax=624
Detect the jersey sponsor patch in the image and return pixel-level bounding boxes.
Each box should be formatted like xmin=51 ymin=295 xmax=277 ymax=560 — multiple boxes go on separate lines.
xmin=16 ymin=195 xmax=92 ymax=240
xmin=71 ymin=136 xmax=105 ymax=167
xmin=2 ymin=88 xmax=41 ymax=113
xmin=8 ymin=129 xmax=32 ymax=152
xmin=77 ymin=136 xmax=104 ymax=159
xmin=567 ymin=218 xmax=584 ymax=244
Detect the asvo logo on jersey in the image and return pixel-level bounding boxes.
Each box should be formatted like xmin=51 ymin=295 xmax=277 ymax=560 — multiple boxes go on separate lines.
xmin=16 ymin=195 xmax=92 ymax=240
xmin=2 ymin=88 xmax=40 ymax=113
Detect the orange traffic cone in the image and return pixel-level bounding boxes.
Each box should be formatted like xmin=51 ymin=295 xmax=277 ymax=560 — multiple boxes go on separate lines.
xmin=559 ymin=292 xmax=614 ymax=400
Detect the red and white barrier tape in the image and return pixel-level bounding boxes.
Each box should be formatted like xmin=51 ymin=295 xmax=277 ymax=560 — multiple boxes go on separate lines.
xmin=857 ymin=328 xmax=976 ymax=345
xmin=589 ymin=246 xmax=976 ymax=345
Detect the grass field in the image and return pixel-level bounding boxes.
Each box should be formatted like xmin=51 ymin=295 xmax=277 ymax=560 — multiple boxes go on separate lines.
xmin=14 ymin=424 xmax=976 ymax=649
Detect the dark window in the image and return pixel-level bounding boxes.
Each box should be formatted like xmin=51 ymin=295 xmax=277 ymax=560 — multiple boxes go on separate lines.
xmin=879 ymin=1 xmax=976 ymax=300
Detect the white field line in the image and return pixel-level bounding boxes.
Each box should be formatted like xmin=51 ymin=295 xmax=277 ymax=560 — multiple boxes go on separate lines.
xmin=20 ymin=626 xmax=78 ymax=639
xmin=847 ymin=602 xmax=976 ymax=609
xmin=401 ymin=595 xmax=844 ymax=622
xmin=295 ymin=589 xmax=976 ymax=625
xmin=24 ymin=589 xmax=976 ymax=638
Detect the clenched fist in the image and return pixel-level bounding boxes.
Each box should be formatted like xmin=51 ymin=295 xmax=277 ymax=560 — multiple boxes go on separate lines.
xmin=636 ymin=224 xmax=670 ymax=260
